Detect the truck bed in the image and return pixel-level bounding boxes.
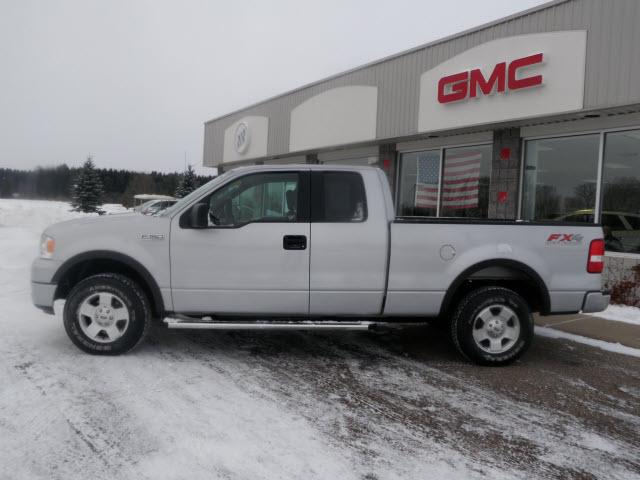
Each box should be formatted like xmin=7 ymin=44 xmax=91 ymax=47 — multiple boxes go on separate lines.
xmin=384 ymin=218 xmax=604 ymax=317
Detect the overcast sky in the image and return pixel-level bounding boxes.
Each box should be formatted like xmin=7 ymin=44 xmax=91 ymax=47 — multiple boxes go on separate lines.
xmin=0 ymin=0 xmax=548 ymax=174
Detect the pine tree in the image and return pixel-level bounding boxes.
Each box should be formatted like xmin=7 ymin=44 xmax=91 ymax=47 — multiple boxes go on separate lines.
xmin=174 ymin=164 xmax=198 ymax=198
xmin=71 ymin=156 xmax=104 ymax=213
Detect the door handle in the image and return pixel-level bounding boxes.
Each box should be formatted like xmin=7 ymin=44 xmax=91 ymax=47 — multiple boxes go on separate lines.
xmin=283 ymin=235 xmax=307 ymax=250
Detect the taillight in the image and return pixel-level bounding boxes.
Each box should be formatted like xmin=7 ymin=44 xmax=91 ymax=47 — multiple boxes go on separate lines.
xmin=587 ymin=239 xmax=605 ymax=273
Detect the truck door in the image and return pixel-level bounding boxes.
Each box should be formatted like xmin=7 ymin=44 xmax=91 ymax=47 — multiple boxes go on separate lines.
xmin=170 ymin=171 xmax=310 ymax=315
xmin=309 ymin=170 xmax=389 ymax=315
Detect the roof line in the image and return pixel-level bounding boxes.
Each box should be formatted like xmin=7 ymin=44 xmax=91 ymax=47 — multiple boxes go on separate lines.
xmin=204 ymin=0 xmax=568 ymax=125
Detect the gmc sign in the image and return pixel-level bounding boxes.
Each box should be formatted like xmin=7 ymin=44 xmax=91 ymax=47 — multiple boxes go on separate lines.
xmin=438 ymin=53 xmax=544 ymax=104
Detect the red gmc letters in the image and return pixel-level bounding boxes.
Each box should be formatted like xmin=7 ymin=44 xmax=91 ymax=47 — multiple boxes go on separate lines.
xmin=438 ymin=53 xmax=543 ymax=104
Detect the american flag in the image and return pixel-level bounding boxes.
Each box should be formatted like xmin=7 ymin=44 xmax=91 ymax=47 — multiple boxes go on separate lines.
xmin=414 ymin=153 xmax=440 ymax=209
xmin=441 ymin=151 xmax=482 ymax=209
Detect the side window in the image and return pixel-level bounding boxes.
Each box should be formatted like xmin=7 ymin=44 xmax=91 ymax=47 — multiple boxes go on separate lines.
xmin=312 ymin=172 xmax=367 ymax=222
xmin=206 ymin=172 xmax=300 ymax=226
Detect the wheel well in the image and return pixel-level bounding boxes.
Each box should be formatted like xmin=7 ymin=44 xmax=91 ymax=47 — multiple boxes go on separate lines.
xmin=439 ymin=261 xmax=549 ymax=319
xmin=54 ymin=257 xmax=164 ymax=318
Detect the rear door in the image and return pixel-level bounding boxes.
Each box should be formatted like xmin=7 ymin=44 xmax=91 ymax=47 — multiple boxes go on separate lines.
xmin=170 ymin=170 xmax=310 ymax=314
xmin=309 ymin=170 xmax=389 ymax=315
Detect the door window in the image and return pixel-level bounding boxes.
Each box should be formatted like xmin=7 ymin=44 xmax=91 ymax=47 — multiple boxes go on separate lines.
xmin=206 ymin=172 xmax=300 ymax=227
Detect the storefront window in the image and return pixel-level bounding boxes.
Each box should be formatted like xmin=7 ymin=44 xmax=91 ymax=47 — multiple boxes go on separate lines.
xmin=522 ymin=134 xmax=600 ymax=222
xmin=397 ymin=144 xmax=492 ymax=218
xmin=397 ymin=150 xmax=440 ymax=217
xmin=439 ymin=145 xmax=492 ymax=218
xmin=601 ymin=129 xmax=640 ymax=253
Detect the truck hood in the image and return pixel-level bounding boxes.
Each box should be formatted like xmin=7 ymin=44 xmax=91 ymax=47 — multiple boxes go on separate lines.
xmin=44 ymin=212 xmax=169 ymax=239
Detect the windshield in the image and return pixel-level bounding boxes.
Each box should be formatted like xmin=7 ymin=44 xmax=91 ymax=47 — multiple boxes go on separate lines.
xmin=158 ymin=171 xmax=231 ymax=217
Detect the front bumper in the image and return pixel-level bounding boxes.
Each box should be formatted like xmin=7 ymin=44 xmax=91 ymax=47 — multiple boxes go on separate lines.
xmin=582 ymin=291 xmax=610 ymax=313
xmin=31 ymin=257 xmax=61 ymax=314
xmin=31 ymin=282 xmax=57 ymax=314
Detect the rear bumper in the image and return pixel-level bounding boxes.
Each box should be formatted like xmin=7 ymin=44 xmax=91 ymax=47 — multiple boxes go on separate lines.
xmin=582 ymin=291 xmax=610 ymax=314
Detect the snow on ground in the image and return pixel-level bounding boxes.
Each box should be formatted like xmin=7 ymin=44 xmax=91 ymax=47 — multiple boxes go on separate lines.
xmin=535 ymin=326 xmax=640 ymax=358
xmin=586 ymin=304 xmax=640 ymax=326
xmin=1 ymin=199 xmax=639 ymax=480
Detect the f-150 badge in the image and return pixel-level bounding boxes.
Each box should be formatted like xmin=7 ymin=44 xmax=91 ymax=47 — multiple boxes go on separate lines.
xmin=140 ymin=234 xmax=165 ymax=241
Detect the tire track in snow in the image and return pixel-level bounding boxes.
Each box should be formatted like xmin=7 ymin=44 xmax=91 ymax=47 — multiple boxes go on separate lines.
xmin=3 ymin=344 xmax=157 ymax=480
xmin=175 ymin=327 xmax=640 ymax=480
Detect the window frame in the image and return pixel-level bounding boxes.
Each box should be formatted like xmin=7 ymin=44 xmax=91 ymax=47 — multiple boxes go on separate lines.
xmin=179 ymin=171 xmax=310 ymax=229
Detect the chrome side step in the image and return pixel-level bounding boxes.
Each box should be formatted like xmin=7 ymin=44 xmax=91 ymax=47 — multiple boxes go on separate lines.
xmin=164 ymin=318 xmax=375 ymax=331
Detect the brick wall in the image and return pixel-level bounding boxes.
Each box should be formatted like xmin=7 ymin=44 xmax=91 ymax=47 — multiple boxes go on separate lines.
xmin=603 ymin=255 xmax=640 ymax=301
xmin=488 ymin=128 xmax=521 ymax=220
xmin=378 ymin=143 xmax=397 ymax=196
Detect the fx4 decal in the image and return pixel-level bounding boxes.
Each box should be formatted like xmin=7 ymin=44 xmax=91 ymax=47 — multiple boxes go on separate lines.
xmin=546 ymin=233 xmax=584 ymax=245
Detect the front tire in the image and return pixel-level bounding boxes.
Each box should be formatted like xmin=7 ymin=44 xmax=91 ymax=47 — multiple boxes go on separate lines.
xmin=450 ymin=286 xmax=533 ymax=366
xmin=63 ymin=273 xmax=151 ymax=355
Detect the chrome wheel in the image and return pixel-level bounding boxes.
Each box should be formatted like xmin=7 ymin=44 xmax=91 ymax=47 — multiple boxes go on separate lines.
xmin=472 ymin=304 xmax=520 ymax=354
xmin=77 ymin=292 xmax=130 ymax=343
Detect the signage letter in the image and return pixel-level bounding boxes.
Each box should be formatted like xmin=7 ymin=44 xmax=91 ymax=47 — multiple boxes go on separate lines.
xmin=508 ymin=53 xmax=543 ymax=90
xmin=469 ymin=62 xmax=506 ymax=98
xmin=438 ymin=72 xmax=469 ymax=104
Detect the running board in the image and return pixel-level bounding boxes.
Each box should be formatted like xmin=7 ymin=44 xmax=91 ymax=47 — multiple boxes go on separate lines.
xmin=164 ymin=318 xmax=375 ymax=331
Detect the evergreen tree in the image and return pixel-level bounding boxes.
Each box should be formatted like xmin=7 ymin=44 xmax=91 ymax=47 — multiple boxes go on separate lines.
xmin=0 ymin=165 xmax=211 ymax=201
xmin=71 ymin=156 xmax=104 ymax=213
xmin=174 ymin=164 xmax=198 ymax=198
xmin=122 ymin=173 xmax=156 ymax=207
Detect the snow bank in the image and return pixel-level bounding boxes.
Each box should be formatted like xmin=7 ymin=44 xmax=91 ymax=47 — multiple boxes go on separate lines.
xmin=536 ymin=326 xmax=640 ymax=358
xmin=586 ymin=304 xmax=640 ymax=326
xmin=0 ymin=199 xmax=128 ymax=233
xmin=0 ymin=199 xmax=86 ymax=233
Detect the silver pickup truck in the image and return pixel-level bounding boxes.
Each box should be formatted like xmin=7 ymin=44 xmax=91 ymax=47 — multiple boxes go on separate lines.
xmin=31 ymin=165 xmax=609 ymax=365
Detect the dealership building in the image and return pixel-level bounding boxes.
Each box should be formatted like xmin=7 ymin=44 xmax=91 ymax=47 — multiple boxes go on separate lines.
xmin=203 ymin=0 xmax=640 ymax=286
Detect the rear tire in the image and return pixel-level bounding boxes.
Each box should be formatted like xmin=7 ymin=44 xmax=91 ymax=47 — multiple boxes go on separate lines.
xmin=63 ymin=273 xmax=151 ymax=355
xmin=450 ymin=286 xmax=533 ymax=366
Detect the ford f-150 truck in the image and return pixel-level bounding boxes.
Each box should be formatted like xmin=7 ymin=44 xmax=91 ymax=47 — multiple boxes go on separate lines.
xmin=31 ymin=165 xmax=610 ymax=365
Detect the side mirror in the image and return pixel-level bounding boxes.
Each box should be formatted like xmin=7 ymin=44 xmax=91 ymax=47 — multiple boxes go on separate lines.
xmin=190 ymin=203 xmax=209 ymax=229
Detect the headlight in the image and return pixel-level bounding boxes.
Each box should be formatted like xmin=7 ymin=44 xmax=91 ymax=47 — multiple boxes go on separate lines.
xmin=40 ymin=234 xmax=56 ymax=259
